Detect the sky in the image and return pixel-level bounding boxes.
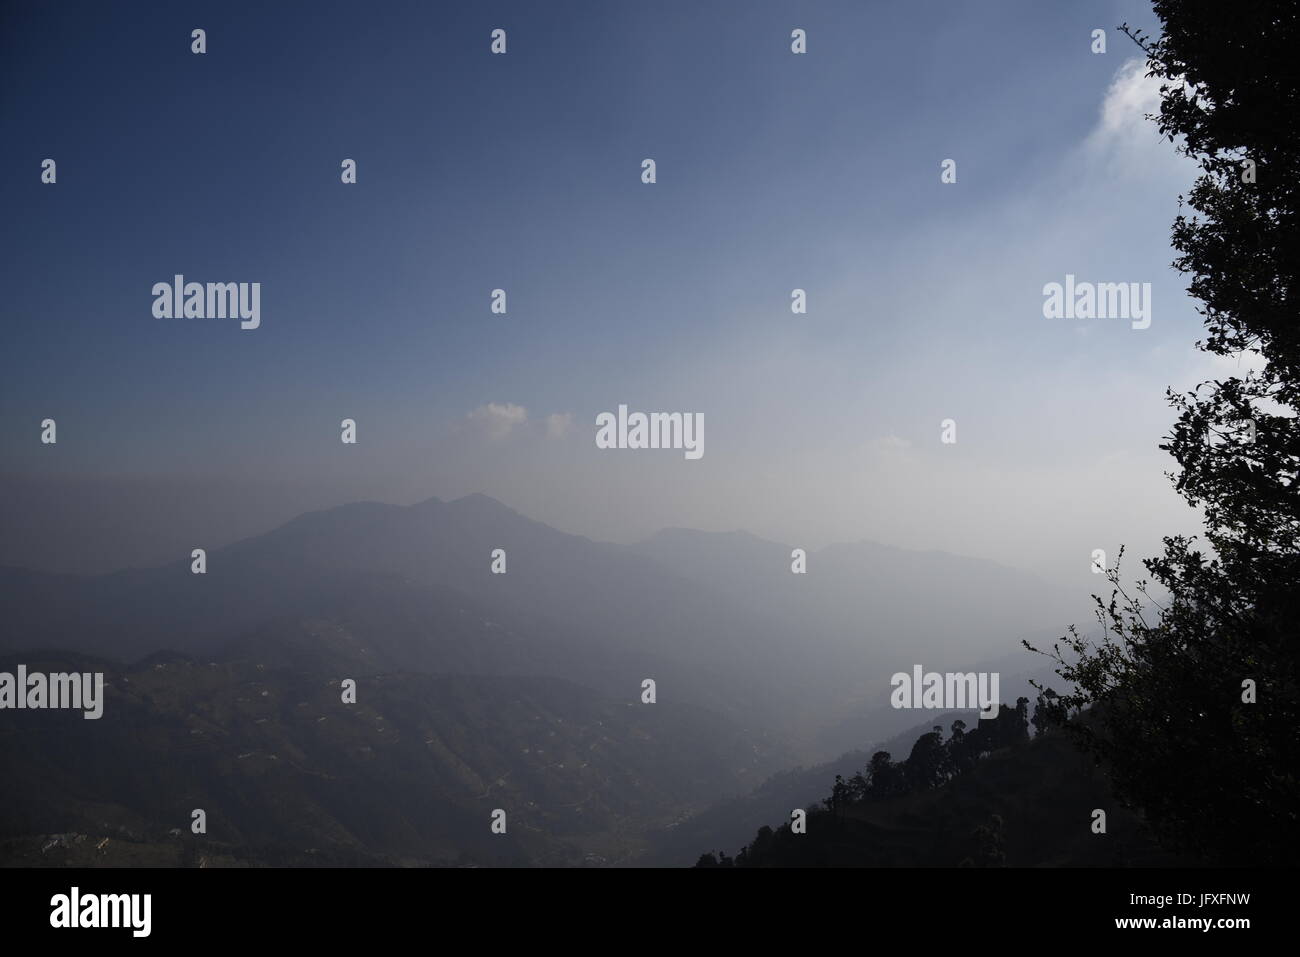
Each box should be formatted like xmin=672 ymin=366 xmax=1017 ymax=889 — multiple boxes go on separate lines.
xmin=0 ymin=0 xmax=1238 ymax=589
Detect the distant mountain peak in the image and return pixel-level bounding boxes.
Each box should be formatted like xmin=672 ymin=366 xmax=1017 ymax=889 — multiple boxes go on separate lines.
xmin=448 ymin=492 xmax=508 ymax=509
xmin=444 ymin=493 xmax=526 ymax=522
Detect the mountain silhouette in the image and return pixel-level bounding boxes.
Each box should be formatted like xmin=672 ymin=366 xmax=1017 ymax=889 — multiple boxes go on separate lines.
xmin=1 ymin=493 xmax=1092 ymax=865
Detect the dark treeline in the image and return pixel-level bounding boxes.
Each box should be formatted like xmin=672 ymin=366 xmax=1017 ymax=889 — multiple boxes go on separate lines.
xmin=822 ymin=700 xmax=1034 ymax=810
xmin=1027 ymin=0 xmax=1300 ymax=866
xmin=696 ymin=694 xmax=1074 ymax=868
xmin=698 ymin=0 xmax=1300 ymax=869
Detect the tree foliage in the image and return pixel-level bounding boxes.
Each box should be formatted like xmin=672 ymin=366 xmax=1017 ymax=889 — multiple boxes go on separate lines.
xmin=1028 ymin=1 xmax=1300 ymax=865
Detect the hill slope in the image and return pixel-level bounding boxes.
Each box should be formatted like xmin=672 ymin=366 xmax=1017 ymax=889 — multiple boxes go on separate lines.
xmin=696 ymin=729 xmax=1195 ymax=867
xmin=0 ymin=635 xmax=787 ymax=867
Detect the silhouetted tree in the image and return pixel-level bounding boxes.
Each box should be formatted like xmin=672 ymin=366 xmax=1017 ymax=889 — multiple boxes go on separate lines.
xmin=1030 ymin=693 xmax=1053 ymax=737
xmin=866 ymin=750 xmax=901 ymax=799
xmin=904 ymin=729 xmax=947 ymax=791
xmin=948 ymin=718 xmax=976 ymax=774
xmin=965 ymin=814 xmax=1005 ymax=868
xmin=848 ymin=769 xmax=870 ymax=803
xmin=825 ymin=774 xmax=853 ymax=818
xmin=1029 ymin=1 xmax=1300 ymax=864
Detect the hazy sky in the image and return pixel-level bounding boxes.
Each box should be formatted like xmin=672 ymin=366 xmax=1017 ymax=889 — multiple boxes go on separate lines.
xmin=0 ymin=0 xmax=1235 ymax=588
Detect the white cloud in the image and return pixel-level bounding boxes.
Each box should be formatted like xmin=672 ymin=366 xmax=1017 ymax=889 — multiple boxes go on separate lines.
xmin=1204 ymin=348 xmax=1268 ymax=377
xmin=1084 ymin=57 xmax=1178 ymax=176
xmin=1094 ymin=59 xmax=1160 ymax=139
xmin=466 ymin=402 xmax=528 ymax=439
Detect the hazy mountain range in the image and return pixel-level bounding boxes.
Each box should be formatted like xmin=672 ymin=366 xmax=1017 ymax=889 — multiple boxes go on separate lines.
xmin=0 ymin=493 xmax=1087 ymax=865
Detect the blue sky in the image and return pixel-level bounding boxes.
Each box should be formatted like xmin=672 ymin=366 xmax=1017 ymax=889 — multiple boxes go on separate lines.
xmin=0 ymin=0 xmax=1229 ymax=587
